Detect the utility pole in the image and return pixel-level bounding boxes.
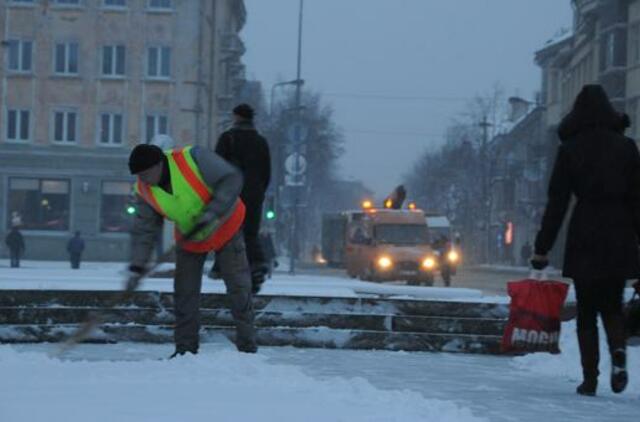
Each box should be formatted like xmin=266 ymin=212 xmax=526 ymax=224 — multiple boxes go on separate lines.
xmin=289 ymin=0 xmax=304 ymax=275
xmin=479 ymin=115 xmax=492 ymax=264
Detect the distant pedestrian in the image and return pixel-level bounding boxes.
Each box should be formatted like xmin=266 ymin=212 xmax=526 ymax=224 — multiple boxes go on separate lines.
xmin=531 ymin=85 xmax=638 ymax=396
xmin=67 ymin=231 xmax=86 ymax=269
xmin=214 ymin=103 xmax=271 ymax=293
xmin=5 ymin=226 xmax=25 ymax=268
xmin=520 ymin=241 xmax=532 ymax=267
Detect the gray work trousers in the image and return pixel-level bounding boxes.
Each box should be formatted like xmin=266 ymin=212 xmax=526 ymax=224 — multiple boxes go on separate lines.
xmin=174 ymin=232 xmax=255 ymax=351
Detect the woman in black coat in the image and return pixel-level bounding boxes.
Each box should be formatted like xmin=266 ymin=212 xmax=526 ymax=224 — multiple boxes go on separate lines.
xmin=532 ymin=85 xmax=640 ymax=396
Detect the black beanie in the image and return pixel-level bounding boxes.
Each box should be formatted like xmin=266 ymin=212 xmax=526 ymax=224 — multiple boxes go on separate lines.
xmin=233 ymin=103 xmax=254 ymax=120
xmin=128 ymin=144 xmax=164 ymax=174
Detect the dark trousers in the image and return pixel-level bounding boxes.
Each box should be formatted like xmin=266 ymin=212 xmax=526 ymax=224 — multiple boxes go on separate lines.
xmin=574 ymin=278 xmax=627 ymax=378
xmin=174 ymin=232 xmax=255 ymax=351
xmin=9 ymin=250 xmax=20 ymax=268
xmin=70 ymin=253 xmax=82 ymax=269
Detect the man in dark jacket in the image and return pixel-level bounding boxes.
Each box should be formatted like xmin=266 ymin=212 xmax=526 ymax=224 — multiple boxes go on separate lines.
xmin=5 ymin=226 xmax=25 ymax=268
xmin=531 ymin=85 xmax=639 ymax=396
xmin=214 ymin=104 xmax=271 ymax=293
xmin=67 ymin=231 xmax=86 ymax=269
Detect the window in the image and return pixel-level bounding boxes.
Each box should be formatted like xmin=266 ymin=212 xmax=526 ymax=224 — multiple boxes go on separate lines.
xmin=631 ymin=24 xmax=640 ymax=65
xmin=148 ymin=0 xmax=172 ymax=10
xmin=604 ymin=32 xmax=615 ymax=69
xmin=99 ymin=113 xmax=123 ymax=145
xmin=7 ymin=178 xmax=70 ymax=231
xmin=6 ymin=109 xmax=30 ymax=142
xmin=54 ymin=42 xmax=79 ymax=75
xmin=7 ymin=40 xmax=32 ymax=72
xmin=101 ymin=181 xmax=133 ymax=233
xmin=53 ymin=110 xmax=78 ymax=143
xmin=145 ymin=114 xmax=168 ymax=143
xmin=9 ymin=0 xmax=35 ymax=6
xmin=104 ymin=0 xmax=126 ymax=7
xmin=147 ymin=46 xmax=171 ymax=78
xmin=102 ymin=45 xmax=125 ymax=77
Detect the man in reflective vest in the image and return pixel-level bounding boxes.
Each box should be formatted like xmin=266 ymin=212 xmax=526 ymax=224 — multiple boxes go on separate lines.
xmin=127 ymin=144 xmax=257 ymax=357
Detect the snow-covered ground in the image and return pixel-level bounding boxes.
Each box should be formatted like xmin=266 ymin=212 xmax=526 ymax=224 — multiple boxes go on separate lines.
xmin=1 ymin=260 xmax=639 ymax=421
xmin=1 ymin=320 xmax=638 ymax=422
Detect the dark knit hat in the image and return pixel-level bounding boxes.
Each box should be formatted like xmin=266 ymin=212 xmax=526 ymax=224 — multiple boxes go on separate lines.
xmin=232 ymin=103 xmax=254 ymax=120
xmin=128 ymin=144 xmax=164 ymax=174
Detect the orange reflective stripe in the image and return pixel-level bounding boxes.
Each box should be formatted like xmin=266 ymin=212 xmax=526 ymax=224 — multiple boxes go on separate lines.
xmin=137 ymin=179 xmax=165 ymax=217
xmin=172 ymin=148 xmax=211 ymax=203
xmin=176 ymin=199 xmax=246 ymax=253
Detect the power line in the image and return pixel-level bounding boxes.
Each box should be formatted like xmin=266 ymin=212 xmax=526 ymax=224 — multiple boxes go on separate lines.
xmin=322 ymin=92 xmax=470 ymax=102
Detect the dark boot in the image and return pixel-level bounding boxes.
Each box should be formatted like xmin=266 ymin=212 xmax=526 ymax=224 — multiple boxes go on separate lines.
xmin=576 ymin=329 xmax=599 ymax=396
xmin=602 ymin=314 xmax=628 ymax=393
xmin=610 ymin=348 xmax=628 ymax=393
xmin=169 ymin=345 xmax=198 ymax=359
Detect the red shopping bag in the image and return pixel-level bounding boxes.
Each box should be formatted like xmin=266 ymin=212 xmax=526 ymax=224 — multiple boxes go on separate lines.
xmin=501 ymin=278 xmax=569 ymax=354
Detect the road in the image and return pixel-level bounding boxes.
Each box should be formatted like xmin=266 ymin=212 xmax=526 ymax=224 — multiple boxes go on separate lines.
xmin=284 ymin=264 xmax=569 ymax=296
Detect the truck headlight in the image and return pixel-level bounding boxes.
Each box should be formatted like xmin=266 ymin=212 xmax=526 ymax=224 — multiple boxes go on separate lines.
xmin=422 ymin=257 xmax=436 ymax=269
xmin=448 ymin=250 xmax=459 ymax=263
xmin=377 ymin=256 xmax=393 ymax=269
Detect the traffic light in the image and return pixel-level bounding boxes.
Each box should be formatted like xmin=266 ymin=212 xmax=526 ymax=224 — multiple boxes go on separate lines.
xmin=126 ymin=205 xmax=136 ymax=215
xmin=264 ymin=195 xmax=276 ymax=220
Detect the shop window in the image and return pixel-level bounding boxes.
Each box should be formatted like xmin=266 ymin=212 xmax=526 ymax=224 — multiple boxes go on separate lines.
xmin=8 ymin=178 xmax=70 ymax=231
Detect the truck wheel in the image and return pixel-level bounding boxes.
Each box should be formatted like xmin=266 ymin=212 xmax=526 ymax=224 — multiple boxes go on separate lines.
xmin=421 ymin=275 xmax=435 ymax=287
xmin=366 ymin=264 xmax=379 ymax=282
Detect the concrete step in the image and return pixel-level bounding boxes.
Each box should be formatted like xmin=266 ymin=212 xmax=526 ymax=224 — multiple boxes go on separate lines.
xmin=0 ymin=324 xmax=503 ymax=354
xmin=0 ymin=307 xmax=506 ymax=336
xmin=0 ymin=290 xmax=510 ymax=319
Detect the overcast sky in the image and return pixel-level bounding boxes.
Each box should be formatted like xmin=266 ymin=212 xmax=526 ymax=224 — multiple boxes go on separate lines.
xmin=241 ymin=0 xmax=573 ymax=198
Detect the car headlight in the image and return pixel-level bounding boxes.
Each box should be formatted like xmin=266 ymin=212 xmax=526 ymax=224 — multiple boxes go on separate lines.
xmin=422 ymin=257 xmax=436 ymax=269
xmin=448 ymin=250 xmax=459 ymax=263
xmin=377 ymin=256 xmax=393 ymax=269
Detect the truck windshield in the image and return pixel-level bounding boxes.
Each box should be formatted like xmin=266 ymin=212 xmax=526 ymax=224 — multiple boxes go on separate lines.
xmin=374 ymin=224 xmax=429 ymax=245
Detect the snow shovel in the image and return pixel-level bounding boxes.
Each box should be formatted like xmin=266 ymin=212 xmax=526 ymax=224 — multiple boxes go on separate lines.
xmin=55 ymin=223 xmax=208 ymax=356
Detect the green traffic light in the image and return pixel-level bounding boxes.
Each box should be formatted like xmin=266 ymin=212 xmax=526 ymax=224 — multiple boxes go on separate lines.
xmin=126 ymin=206 xmax=136 ymax=215
xmin=266 ymin=210 xmax=276 ymax=220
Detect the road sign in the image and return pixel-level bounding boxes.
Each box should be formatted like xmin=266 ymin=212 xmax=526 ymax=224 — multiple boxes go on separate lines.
xmin=284 ymin=173 xmax=306 ymax=187
xmin=287 ymin=122 xmax=308 ymax=144
xmin=284 ymin=153 xmax=307 ymax=176
xmin=279 ymin=185 xmax=308 ymax=207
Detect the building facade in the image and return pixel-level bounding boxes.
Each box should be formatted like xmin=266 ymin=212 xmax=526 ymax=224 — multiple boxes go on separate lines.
xmin=0 ymin=0 xmax=246 ymax=260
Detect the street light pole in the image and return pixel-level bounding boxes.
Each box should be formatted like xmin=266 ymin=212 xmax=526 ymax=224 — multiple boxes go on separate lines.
xmin=289 ymin=0 xmax=304 ymax=275
xmin=479 ymin=115 xmax=492 ymax=264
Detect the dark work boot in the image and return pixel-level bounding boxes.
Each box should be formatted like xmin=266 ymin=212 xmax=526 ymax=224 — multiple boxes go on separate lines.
xmin=251 ymin=267 xmax=266 ymax=294
xmin=576 ymin=329 xmax=599 ymax=396
xmin=610 ymin=348 xmax=628 ymax=393
xmin=169 ymin=345 xmax=198 ymax=359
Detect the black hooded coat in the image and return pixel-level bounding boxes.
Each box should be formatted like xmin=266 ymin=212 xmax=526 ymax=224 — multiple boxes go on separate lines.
xmin=535 ymin=85 xmax=640 ymax=279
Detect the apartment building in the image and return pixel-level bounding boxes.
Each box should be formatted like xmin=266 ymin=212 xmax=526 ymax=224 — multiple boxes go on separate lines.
xmin=0 ymin=0 xmax=246 ymax=260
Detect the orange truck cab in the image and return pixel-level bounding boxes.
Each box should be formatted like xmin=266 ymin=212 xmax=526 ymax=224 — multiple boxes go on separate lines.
xmin=322 ymin=207 xmax=438 ymax=285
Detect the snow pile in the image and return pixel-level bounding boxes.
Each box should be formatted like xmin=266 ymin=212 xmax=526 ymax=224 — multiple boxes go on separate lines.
xmin=512 ymin=320 xmax=640 ymax=392
xmin=0 ymin=346 xmax=485 ymax=422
